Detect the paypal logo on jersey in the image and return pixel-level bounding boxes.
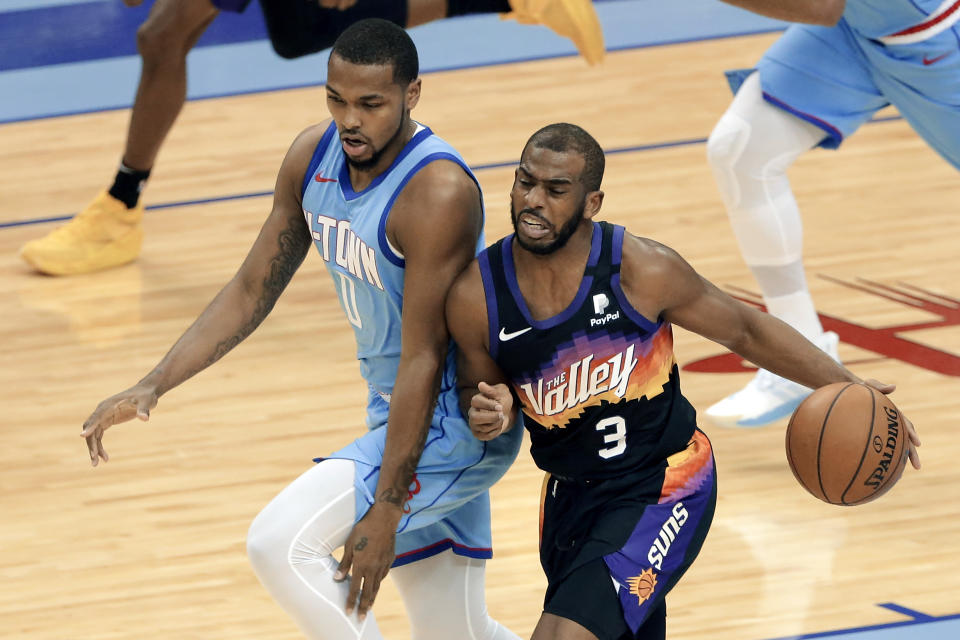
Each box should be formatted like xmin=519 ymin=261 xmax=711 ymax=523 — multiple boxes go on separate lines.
xmin=593 ymin=293 xmax=609 ymax=315
xmin=304 ymin=210 xmax=384 ymax=291
xmin=591 ymin=292 xmax=620 ymax=327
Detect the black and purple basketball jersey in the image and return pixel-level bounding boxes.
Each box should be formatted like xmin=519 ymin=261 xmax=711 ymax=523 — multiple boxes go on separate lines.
xmin=478 ymin=221 xmax=697 ymax=481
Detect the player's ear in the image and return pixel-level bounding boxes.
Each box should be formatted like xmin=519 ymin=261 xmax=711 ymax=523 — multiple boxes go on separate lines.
xmin=584 ymin=190 xmax=604 ymax=219
xmin=510 ymin=167 xmax=521 ymax=191
xmin=405 ymin=78 xmax=421 ymax=110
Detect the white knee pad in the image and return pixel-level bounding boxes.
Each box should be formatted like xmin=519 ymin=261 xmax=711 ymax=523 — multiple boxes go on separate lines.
xmin=706 ymin=72 xmax=828 ymax=266
xmin=706 ymin=108 xmax=753 ymax=211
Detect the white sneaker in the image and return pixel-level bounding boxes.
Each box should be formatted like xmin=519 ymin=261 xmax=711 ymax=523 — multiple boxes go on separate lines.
xmin=704 ymin=332 xmax=839 ymax=428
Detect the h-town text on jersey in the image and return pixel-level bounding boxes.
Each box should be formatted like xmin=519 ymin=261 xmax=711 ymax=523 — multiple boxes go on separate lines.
xmin=304 ymin=210 xmax=384 ymax=291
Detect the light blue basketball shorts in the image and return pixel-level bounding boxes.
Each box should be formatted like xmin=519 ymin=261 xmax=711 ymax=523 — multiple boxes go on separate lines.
xmin=320 ymin=390 xmax=523 ymax=567
xmin=726 ymin=19 xmax=960 ymax=169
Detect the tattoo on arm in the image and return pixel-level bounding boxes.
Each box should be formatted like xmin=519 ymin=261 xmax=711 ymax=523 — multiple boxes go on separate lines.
xmin=376 ymin=374 xmax=441 ymax=507
xmin=354 ymin=537 xmax=368 ymax=551
xmin=167 ymin=214 xmax=310 ymax=387
xmin=377 ymin=488 xmax=404 ymax=507
xmin=204 ymin=216 xmax=311 ymax=368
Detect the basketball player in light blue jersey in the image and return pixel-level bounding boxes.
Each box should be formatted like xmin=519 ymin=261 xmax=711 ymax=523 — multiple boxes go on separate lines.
xmin=704 ymin=0 xmax=960 ymax=428
xmin=80 ymin=19 xmax=522 ymax=640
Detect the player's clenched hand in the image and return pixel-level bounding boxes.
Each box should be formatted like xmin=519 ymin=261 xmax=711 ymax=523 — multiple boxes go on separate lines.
xmin=334 ymin=503 xmax=398 ymax=620
xmin=80 ymin=383 xmax=158 ymax=467
xmin=468 ymin=381 xmax=511 ymax=441
xmin=863 ymin=378 xmax=921 ymax=470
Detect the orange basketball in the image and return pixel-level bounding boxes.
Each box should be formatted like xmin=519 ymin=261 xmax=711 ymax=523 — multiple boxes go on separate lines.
xmin=785 ymin=382 xmax=908 ymax=505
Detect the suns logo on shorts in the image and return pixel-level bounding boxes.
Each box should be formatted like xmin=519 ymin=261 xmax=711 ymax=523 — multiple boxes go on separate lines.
xmin=627 ymin=568 xmax=658 ymax=605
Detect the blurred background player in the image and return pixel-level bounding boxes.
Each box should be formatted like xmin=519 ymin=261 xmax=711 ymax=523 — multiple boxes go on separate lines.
xmin=20 ymin=0 xmax=604 ymax=276
xmin=704 ymin=0 xmax=960 ymax=427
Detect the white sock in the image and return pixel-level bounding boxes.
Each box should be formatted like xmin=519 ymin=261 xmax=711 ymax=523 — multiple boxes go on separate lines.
xmin=764 ymin=290 xmax=824 ymax=344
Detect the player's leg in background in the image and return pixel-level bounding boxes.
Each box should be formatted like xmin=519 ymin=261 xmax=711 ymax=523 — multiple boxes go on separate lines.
xmin=122 ymin=0 xmax=219 ymax=184
xmin=703 ymin=22 xmax=890 ymax=427
xmin=246 ymin=458 xmax=386 ymax=640
xmin=257 ymin=0 xmax=515 ymax=60
xmin=707 ymin=70 xmax=829 ymax=344
xmin=20 ymin=0 xmax=219 ymax=276
xmin=703 ymin=71 xmax=836 ymax=427
xmin=413 ymin=0 xmax=606 ymax=64
xmin=391 ymin=550 xmax=522 ymax=640
xmin=258 ymin=0 xmax=602 ymax=64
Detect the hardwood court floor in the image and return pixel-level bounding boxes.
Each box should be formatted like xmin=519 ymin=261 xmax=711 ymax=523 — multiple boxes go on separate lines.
xmin=2 ymin=34 xmax=959 ymax=639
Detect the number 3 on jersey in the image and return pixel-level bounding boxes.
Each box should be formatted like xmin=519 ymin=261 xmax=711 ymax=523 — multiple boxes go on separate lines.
xmin=596 ymin=415 xmax=627 ymax=459
xmin=336 ymin=272 xmax=363 ymax=328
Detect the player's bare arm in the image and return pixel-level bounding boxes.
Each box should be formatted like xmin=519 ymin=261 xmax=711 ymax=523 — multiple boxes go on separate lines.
xmin=334 ymin=160 xmax=483 ymax=619
xmin=619 ymin=233 xmax=919 ymax=465
xmin=80 ymin=124 xmax=326 ymax=466
xmin=446 ymin=261 xmax=518 ymax=441
xmin=721 ymin=0 xmax=845 ymax=26
xmin=619 ymin=233 xmax=857 ymax=391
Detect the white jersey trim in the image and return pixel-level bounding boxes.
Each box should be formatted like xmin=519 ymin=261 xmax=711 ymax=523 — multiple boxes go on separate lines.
xmin=878 ymin=0 xmax=960 ymax=45
xmin=386 ymin=236 xmax=404 ymax=260
xmin=380 ymin=122 xmax=425 ymax=262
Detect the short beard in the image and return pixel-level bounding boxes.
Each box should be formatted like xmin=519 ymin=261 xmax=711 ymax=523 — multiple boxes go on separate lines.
xmin=344 ymin=111 xmax=408 ymax=171
xmin=510 ymin=201 xmax=585 ymax=255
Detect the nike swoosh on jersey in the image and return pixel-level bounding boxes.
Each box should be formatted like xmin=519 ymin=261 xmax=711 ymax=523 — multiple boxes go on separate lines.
xmin=314 ymin=174 xmax=338 ymax=183
xmin=499 ymin=326 xmax=532 ymax=341
xmin=923 ymin=52 xmax=950 ymax=65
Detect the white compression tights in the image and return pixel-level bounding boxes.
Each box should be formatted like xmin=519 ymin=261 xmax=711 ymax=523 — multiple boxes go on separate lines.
xmin=706 ymin=71 xmax=830 ymax=341
xmin=246 ymin=458 xmax=520 ymax=640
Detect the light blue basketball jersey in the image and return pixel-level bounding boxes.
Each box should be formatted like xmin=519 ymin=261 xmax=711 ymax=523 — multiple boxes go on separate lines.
xmin=842 ymin=0 xmax=955 ymax=40
xmin=300 ymin=121 xmax=523 ymax=565
xmin=725 ymin=0 xmax=960 ymax=167
xmin=301 ymin=121 xmax=483 ymax=413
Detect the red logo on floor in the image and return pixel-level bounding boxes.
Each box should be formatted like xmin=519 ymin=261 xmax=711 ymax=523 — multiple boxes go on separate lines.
xmin=682 ymin=278 xmax=960 ymax=377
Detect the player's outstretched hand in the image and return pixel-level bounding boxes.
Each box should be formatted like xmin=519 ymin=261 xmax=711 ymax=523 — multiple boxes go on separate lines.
xmin=80 ymin=383 xmax=158 ymax=467
xmin=862 ymin=378 xmax=921 ymax=470
xmin=468 ymin=381 xmax=512 ymax=441
xmin=334 ymin=503 xmax=398 ymax=621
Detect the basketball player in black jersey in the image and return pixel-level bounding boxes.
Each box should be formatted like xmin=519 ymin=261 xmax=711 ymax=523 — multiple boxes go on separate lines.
xmin=444 ymin=123 xmax=921 ymax=640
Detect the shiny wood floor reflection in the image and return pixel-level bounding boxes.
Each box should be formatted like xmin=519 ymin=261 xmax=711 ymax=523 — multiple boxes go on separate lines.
xmin=2 ymin=33 xmax=958 ymax=639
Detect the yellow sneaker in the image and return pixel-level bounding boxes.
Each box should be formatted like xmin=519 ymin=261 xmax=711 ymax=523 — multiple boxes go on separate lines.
xmin=20 ymin=190 xmax=144 ymax=276
xmin=504 ymin=0 xmax=605 ymax=65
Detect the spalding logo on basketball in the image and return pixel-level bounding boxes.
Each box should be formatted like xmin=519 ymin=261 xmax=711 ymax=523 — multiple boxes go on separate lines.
xmin=786 ymin=382 xmax=908 ymax=505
